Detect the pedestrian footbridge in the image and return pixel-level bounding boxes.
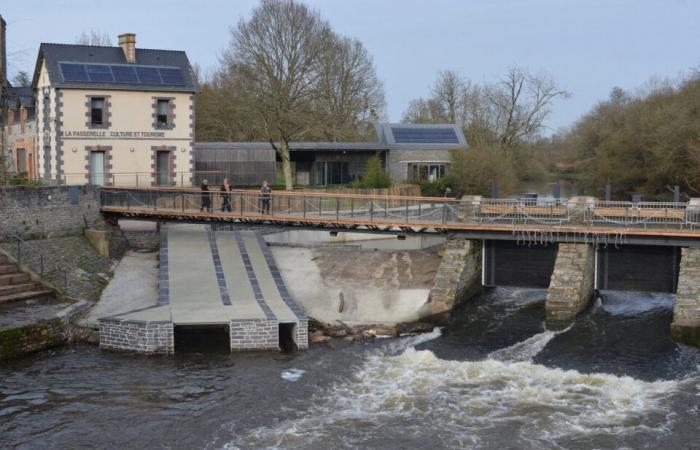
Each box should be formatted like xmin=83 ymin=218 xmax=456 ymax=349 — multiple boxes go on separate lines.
xmin=98 ymin=224 xmax=308 ymax=354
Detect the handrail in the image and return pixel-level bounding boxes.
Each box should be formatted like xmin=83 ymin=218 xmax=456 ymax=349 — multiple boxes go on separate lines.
xmin=101 ymin=186 xmax=461 ymax=203
xmin=1 ymin=232 xmax=68 ymax=291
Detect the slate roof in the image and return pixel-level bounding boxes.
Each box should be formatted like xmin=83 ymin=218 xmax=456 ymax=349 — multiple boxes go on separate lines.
xmin=32 ymin=43 xmax=197 ymax=92
xmin=6 ymin=86 xmax=35 ymax=108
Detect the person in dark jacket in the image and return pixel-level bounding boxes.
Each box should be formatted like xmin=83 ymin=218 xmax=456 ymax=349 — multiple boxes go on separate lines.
xmin=200 ymin=179 xmax=211 ymax=212
xmin=259 ymin=180 xmax=271 ymax=215
xmin=221 ymin=178 xmax=232 ymax=212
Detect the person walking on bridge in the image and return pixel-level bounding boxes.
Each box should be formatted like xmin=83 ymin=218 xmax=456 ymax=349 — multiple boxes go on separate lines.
xmin=200 ymin=179 xmax=211 ymax=213
xmin=221 ymin=178 xmax=232 ymax=213
xmin=259 ymin=180 xmax=271 ymax=215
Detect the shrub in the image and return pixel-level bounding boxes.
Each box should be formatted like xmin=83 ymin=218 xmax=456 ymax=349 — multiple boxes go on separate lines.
xmin=362 ymin=154 xmax=392 ymax=189
xmin=420 ymin=179 xmax=450 ymax=197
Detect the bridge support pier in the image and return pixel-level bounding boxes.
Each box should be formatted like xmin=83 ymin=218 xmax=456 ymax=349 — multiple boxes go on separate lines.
xmin=421 ymin=238 xmax=481 ymax=325
xmin=545 ymin=243 xmax=595 ymax=328
xmin=671 ymin=247 xmax=700 ymax=348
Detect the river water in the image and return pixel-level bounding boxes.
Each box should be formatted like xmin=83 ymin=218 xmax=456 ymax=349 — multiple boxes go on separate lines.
xmin=1 ymin=288 xmax=699 ymax=449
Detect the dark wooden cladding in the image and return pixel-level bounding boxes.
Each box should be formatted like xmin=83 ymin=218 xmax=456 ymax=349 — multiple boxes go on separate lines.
xmin=194 ymin=145 xmax=276 ymax=186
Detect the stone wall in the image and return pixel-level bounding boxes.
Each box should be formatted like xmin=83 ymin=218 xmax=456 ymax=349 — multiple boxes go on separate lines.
xmin=671 ymin=247 xmax=700 ymax=347
xmin=230 ymin=319 xmax=278 ymax=351
xmin=99 ymin=318 xmax=174 ymax=354
xmin=122 ymin=230 xmax=160 ymax=251
xmin=422 ymin=239 xmax=482 ymax=324
xmin=0 ymin=185 xmax=102 ymax=239
xmin=0 ymin=317 xmax=69 ymax=360
xmin=297 ymin=318 xmax=309 ymax=350
xmin=545 ymin=243 xmax=595 ymax=326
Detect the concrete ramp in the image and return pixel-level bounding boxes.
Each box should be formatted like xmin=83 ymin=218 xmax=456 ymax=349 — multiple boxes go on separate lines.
xmin=99 ymin=225 xmax=308 ymax=353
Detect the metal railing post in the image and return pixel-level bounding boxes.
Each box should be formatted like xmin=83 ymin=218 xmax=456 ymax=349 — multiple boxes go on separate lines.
xmin=303 ymin=195 xmax=307 ymax=218
xmin=240 ymin=193 xmax=244 ymax=216
xmin=336 ymin=197 xmax=340 ymax=221
xmin=405 ymin=199 xmax=409 ymax=224
xmin=370 ymin=201 xmax=374 ymax=222
xmin=181 ymin=191 xmax=185 ymax=212
xmin=442 ymin=201 xmax=447 ymax=224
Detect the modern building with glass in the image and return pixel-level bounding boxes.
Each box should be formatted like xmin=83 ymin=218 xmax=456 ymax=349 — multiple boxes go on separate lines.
xmin=194 ymin=123 xmax=468 ymax=187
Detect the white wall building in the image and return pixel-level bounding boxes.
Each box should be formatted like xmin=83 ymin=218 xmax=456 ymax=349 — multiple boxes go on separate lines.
xmin=31 ymin=33 xmax=197 ymax=186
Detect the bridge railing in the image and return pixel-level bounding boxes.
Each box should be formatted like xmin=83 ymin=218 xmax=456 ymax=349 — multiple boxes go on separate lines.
xmin=586 ymin=200 xmax=694 ymax=228
xmin=100 ymin=187 xmax=464 ymax=226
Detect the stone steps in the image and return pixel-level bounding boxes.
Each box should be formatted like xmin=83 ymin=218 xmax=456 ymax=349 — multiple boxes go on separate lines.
xmin=0 ymin=289 xmax=54 ymax=305
xmin=0 ymin=264 xmax=19 ymax=275
xmin=0 ymin=283 xmax=42 ymax=296
xmin=0 ymin=272 xmax=31 ymax=286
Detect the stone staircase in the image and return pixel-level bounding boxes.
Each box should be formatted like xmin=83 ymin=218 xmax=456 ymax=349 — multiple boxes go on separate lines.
xmin=0 ymin=253 xmax=54 ymax=304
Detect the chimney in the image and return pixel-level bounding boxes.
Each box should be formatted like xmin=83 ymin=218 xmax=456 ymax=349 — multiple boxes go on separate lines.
xmin=0 ymin=15 xmax=7 ymax=88
xmin=118 ymin=33 xmax=136 ymax=64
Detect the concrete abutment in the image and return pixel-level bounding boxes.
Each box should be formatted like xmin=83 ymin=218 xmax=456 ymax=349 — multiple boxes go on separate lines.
xmin=671 ymin=247 xmax=700 ymax=347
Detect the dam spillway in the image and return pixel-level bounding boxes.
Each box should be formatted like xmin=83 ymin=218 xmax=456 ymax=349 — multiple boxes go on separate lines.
xmin=98 ymin=224 xmax=308 ymax=353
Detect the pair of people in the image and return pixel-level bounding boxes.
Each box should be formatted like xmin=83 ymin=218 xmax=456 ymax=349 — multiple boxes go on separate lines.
xmin=201 ymin=179 xmax=271 ymax=214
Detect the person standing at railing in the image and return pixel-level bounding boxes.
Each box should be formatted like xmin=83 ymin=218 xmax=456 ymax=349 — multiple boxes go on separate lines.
xmin=200 ymin=179 xmax=212 ymax=213
xmin=260 ymin=180 xmax=271 ymax=215
xmin=221 ymin=178 xmax=232 ymax=213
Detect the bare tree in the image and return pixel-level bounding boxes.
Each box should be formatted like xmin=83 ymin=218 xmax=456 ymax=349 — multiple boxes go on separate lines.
xmin=431 ymin=70 xmax=465 ymax=123
xmin=316 ymin=36 xmax=385 ymax=141
xmin=487 ymin=67 xmax=570 ymax=151
xmin=401 ymin=98 xmax=448 ymax=123
xmin=402 ymin=66 xmax=569 ymax=151
xmin=226 ymin=0 xmax=332 ymax=190
xmin=75 ymin=30 xmax=112 ymax=46
xmin=11 ymin=71 xmax=30 ymax=87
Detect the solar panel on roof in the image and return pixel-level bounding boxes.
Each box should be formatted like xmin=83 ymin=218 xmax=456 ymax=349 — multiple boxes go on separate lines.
xmin=391 ymin=127 xmax=459 ymax=144
xmin=59 ymin=63 xmax=89 ymax=82
xmin=135 ymin=66 xmax=161 ymax=84
xmin=58 ymin=62 xmax=187 ymax=88
xmin=158 ymin=68 xmax=185 ymax=85
xmin=111 ymin=65 xmax=138 ymax=83
xmin=85 ymin=64 xmax=114 ymax=83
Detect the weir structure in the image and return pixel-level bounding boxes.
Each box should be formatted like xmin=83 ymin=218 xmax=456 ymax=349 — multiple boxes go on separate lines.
xmin=99 ymin=188 xmax=700 ymax=347
xmin=98 ymin=224 xmax=308 ymax=354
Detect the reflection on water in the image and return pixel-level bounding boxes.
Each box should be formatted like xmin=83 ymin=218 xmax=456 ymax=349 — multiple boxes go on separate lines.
xmin=1 ymin=288 xmax=699 ymax=449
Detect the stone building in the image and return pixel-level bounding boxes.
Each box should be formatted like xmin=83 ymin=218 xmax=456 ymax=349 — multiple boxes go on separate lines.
xmin=31 ymin=33 xmax=197 ymax=186
xmin=3 ymin=87 xmax=37 ymax=180
xmin=194 ymin=123 xmax=468 ymax=187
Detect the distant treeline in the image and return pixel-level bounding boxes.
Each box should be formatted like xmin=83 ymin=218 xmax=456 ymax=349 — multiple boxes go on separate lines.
xmin=560 ymin=74 xmax=700 ymax=200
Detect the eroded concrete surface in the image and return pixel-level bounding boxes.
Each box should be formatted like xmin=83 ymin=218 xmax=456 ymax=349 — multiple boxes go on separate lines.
xmin=271 ymin=244 xmax=441 ymax=325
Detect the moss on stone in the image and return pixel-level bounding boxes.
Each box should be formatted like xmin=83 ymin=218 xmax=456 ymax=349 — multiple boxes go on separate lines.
xmin=670 ymin=323 xmax=700 ymax=348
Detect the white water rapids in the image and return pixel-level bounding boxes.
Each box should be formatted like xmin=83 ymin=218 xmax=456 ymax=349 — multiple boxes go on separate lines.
xmin=224 ymin=328 xmax=690 ymax=449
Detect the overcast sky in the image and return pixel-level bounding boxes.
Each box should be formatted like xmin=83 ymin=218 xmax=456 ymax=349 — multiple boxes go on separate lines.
xmin=3 ymin=0 xmax=700 ymax=132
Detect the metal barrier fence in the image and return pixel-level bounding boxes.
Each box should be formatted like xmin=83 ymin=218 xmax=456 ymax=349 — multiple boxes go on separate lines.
xmin=585 ymin=201 xmax=694 ymax=228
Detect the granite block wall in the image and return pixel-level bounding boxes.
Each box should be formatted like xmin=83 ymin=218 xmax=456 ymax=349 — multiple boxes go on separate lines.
xmin=99 ymin=318 xmax=174 ymax=354
xmin=229 ymin=319 xmax=279 ymax=351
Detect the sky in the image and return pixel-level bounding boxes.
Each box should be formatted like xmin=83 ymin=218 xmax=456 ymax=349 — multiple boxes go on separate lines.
xmin=3 ymin=0 xmax=700 ymax=133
